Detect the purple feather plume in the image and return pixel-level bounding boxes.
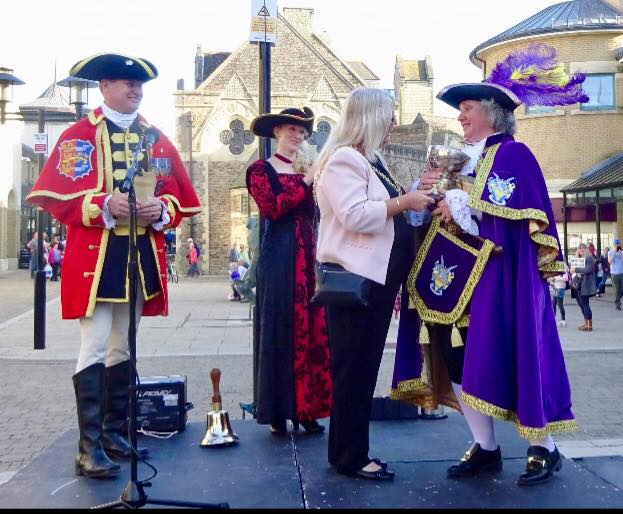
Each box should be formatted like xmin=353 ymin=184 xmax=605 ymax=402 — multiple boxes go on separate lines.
xmin=488 ymin=44 xmax=589 ymax=106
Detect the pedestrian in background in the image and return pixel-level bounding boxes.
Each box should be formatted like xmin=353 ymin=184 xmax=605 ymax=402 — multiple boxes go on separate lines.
xmin=595 ymin=247 xmax=610 ymax=297
xmin=572 ymin=243 xmax=596 ymax=331
xmin=48 ymin=240 xmax=62 ymax=282
xmin=186 ymin=241 xmax=199 ymax=277
xmin=549 ymin=263 xmax=569 ymax=327
xmin=228 ymin=242 xmax=239 ymax=267
xmin=239 ymin=244 xmax=250 ymax=267
xmin=609 ymin=239 xmax=623 ymax=311
xmin=27 ymin=232 xmax=40 ymax=279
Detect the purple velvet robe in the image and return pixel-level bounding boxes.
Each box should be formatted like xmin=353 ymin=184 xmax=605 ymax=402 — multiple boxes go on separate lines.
xmin=392 ymin=133 xmax=576 ymax=440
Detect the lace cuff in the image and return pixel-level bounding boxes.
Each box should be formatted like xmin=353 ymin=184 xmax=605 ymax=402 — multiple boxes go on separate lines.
xmin=102 ymin=194 xmax=117 ymax=230
xmin=445 ymin=189 xmax=478 ymax=235
xmin=151 ymin=202 xmax=170 ymax=232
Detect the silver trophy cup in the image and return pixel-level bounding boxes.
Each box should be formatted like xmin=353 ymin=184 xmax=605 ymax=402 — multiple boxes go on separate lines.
xmin=426 ymin=145 xmax=470 ymax=200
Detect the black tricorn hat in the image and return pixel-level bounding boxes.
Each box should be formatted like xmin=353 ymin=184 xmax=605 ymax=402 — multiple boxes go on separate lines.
xmin=437 ymin=82 xmax=521 ymax=111
xmin=69 ymin=53 xmax=158 ymax=82
xmin=251 ymin=107 xmax=314 ymax=139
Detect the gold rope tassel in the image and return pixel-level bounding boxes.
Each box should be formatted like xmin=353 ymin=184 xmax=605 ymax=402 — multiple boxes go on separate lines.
xmin=419 ymin=323 xmax=430 ymax=345
xmin=451 ymin=325 xmax=464 ymax=347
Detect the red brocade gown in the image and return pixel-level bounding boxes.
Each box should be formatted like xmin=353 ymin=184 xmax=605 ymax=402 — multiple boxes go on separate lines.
xmin=246 ymin=159 xmax=332 ymax=423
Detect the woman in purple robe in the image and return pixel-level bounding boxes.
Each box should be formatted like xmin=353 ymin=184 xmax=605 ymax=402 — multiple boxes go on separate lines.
xmin=394 ymin=45 xmax=587 ymax=487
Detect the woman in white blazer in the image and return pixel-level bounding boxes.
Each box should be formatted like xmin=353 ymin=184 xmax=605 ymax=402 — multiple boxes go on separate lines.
xmin=315 ymin=88 xmax=433 ymax=481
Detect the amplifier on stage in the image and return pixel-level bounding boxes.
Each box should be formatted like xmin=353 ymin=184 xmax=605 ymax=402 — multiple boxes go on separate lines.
xmin=136 ymin=375 xmax=189 ymax=433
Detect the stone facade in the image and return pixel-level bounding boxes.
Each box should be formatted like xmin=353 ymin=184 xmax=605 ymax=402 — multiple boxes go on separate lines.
xmin=394 ymin=55 xmax=434 ymax=124
xmin=474 ymin=28 xmax=623 ymax=249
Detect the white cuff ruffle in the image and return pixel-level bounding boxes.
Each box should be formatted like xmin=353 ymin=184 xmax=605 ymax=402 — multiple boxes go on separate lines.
xmin=445 ymin=189 xmax=478 ymax=235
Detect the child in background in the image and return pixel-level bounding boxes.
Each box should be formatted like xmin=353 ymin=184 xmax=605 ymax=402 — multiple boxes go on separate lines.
xmin=549 ymin=265 xmax=569 ymax=327
xmin=229 ymin=261 xmax=241 ymax=301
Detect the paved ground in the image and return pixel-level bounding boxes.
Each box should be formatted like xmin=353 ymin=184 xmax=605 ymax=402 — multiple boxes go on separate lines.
xmin=0 ymin=268 xmax=622 ymax=484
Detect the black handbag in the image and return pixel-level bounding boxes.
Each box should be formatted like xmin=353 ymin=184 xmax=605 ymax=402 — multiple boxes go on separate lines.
xmin=571 ymin=275 xmax=582 ymax=291
xmin=311 ymin=262 xmax=372 ymax=307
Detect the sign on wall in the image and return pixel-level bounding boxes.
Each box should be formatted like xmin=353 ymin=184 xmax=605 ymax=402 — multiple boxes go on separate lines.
xmin=34 ymin=133 xmax=48 ymax=154
xmin=250 ymin=0 xmax=277 ymax=44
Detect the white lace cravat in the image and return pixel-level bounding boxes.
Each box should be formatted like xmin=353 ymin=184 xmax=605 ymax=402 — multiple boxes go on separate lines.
xmin=101 ymin=103 xmax=138 ymax=129
xmin=461 ymin=138 xmax=487 ymax=176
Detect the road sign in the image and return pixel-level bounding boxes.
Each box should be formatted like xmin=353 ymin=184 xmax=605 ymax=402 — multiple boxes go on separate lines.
xmin=250 ymin=0 xmax=277 ymax=44
xmin=34 ymin=133 xmax=48 ymax=154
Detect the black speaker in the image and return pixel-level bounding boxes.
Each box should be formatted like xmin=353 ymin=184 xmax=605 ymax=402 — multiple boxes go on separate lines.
xmin=136 ymin=375 xmax=189 ymax=433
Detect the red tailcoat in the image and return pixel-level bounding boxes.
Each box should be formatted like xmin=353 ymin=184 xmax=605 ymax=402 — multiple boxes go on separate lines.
xmin=26 ymin=107 xmax=200 ymax=319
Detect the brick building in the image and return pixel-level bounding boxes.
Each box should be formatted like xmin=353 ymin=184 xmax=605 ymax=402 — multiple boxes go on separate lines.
xmin=470 ymin=0 xmax=623 ymax=254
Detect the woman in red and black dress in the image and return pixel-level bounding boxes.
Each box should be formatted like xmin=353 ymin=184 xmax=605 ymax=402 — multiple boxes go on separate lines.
xmin=246 ymin=107 xmax=332 ymax=434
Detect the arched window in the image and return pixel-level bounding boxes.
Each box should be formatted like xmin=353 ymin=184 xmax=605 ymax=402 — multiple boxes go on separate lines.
xmin=308 ymin=120 xmax=332 ymax=151
xmin=220 ymin=119 xmax=255 ymax=155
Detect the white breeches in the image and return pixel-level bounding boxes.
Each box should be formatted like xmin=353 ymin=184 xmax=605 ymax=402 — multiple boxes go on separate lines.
xmin=76 ymin=290 xmax=144 ymax=373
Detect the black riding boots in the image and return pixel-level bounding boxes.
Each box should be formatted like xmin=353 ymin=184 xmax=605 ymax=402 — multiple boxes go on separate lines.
xmin=102 ymin=360 xmax=149 ymax=460
xmin=72 ymin=363 xmax=120 ymax=478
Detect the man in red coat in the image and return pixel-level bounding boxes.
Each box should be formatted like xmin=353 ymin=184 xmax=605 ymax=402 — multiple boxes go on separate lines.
xmin=27 ymin=53 xmax=200 ymax=478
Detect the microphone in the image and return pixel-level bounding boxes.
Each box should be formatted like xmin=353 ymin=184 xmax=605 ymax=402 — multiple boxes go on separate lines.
xmin=120 ymin=127 xmax=160 ymax=193
xmin=144 ymin=127 xmax=160 ymax=150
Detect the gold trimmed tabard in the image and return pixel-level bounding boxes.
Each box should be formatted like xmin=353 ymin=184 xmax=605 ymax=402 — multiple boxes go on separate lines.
xmin=407 ymin=217 xmax=494 ymax=325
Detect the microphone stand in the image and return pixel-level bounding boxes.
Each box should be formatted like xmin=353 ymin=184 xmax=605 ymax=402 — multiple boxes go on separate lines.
xmin=96 ymin=131 xmax=228 ymax=509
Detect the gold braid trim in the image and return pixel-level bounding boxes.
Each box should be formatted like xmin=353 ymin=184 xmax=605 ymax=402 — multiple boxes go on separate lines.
xmin=407 ymin=217 xmax=494 ymax=325
xmin=468 ymin=143 xmax=564 ymax=280
xmin=390 ymin=378 xmax=430 ymax=400
xmin=461 ymin=392 xmax=577 ymax=440
xmin=101 ymin=121 xmax=114 ymax=194
xmin=160 ymin=193 xmax=202 ymax=214
xmin=540 ymin=260 xmax=565 ymax=274
xmin=456 ymin=314 xmax=470 ymax=328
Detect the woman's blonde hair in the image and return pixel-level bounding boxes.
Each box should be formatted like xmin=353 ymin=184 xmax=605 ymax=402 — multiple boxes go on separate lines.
xmin=316 ymin=87 xmax=394 ymax=171
xmin=576 ymin=243 xmax=587 ymax=257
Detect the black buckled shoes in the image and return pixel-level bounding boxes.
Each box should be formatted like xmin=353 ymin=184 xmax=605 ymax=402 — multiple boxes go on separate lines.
xmin=354 ymin=466 xmax=395 ymax=481
xmin=447 ymin=443 xmax=503 ymax=479
xmin=336 ymin=459 xmax=395 ymax=481
xmin=517 ymin=446 xmax=562 ymax=486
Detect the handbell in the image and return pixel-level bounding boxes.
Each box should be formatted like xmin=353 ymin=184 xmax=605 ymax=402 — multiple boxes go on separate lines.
xmin=200 ymin=368 xmax=239 ymax=448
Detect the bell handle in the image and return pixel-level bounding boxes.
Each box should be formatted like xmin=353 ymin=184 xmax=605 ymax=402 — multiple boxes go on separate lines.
xmin=475 ymin=235 xmax=503 ymax=255
xmin=210 ymin=368 xmax=222 ymax=405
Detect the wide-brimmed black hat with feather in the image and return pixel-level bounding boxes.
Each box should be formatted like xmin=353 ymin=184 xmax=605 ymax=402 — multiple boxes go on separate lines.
xmin=437 ymin=44 xmax=588 ymax=112
xmin=251 ymin=107 xmax=314 ymax=138
xmin=69 ymin=53 xmax=158 ymax=82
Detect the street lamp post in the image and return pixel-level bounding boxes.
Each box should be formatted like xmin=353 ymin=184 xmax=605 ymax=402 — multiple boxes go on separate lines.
xmin=58 ymin=76 xmax=98 ymax=121
xmin=33 ymin=108 xmax=47 ymax=350
xmin=187 ymin=111 xmax=195 ymax=242
xmin=0 ymin=67 xmax=25 ymax=125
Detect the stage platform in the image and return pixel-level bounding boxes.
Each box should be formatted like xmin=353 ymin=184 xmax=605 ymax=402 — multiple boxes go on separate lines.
xmin=1 ymin=414 xmax=622 ymax=509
